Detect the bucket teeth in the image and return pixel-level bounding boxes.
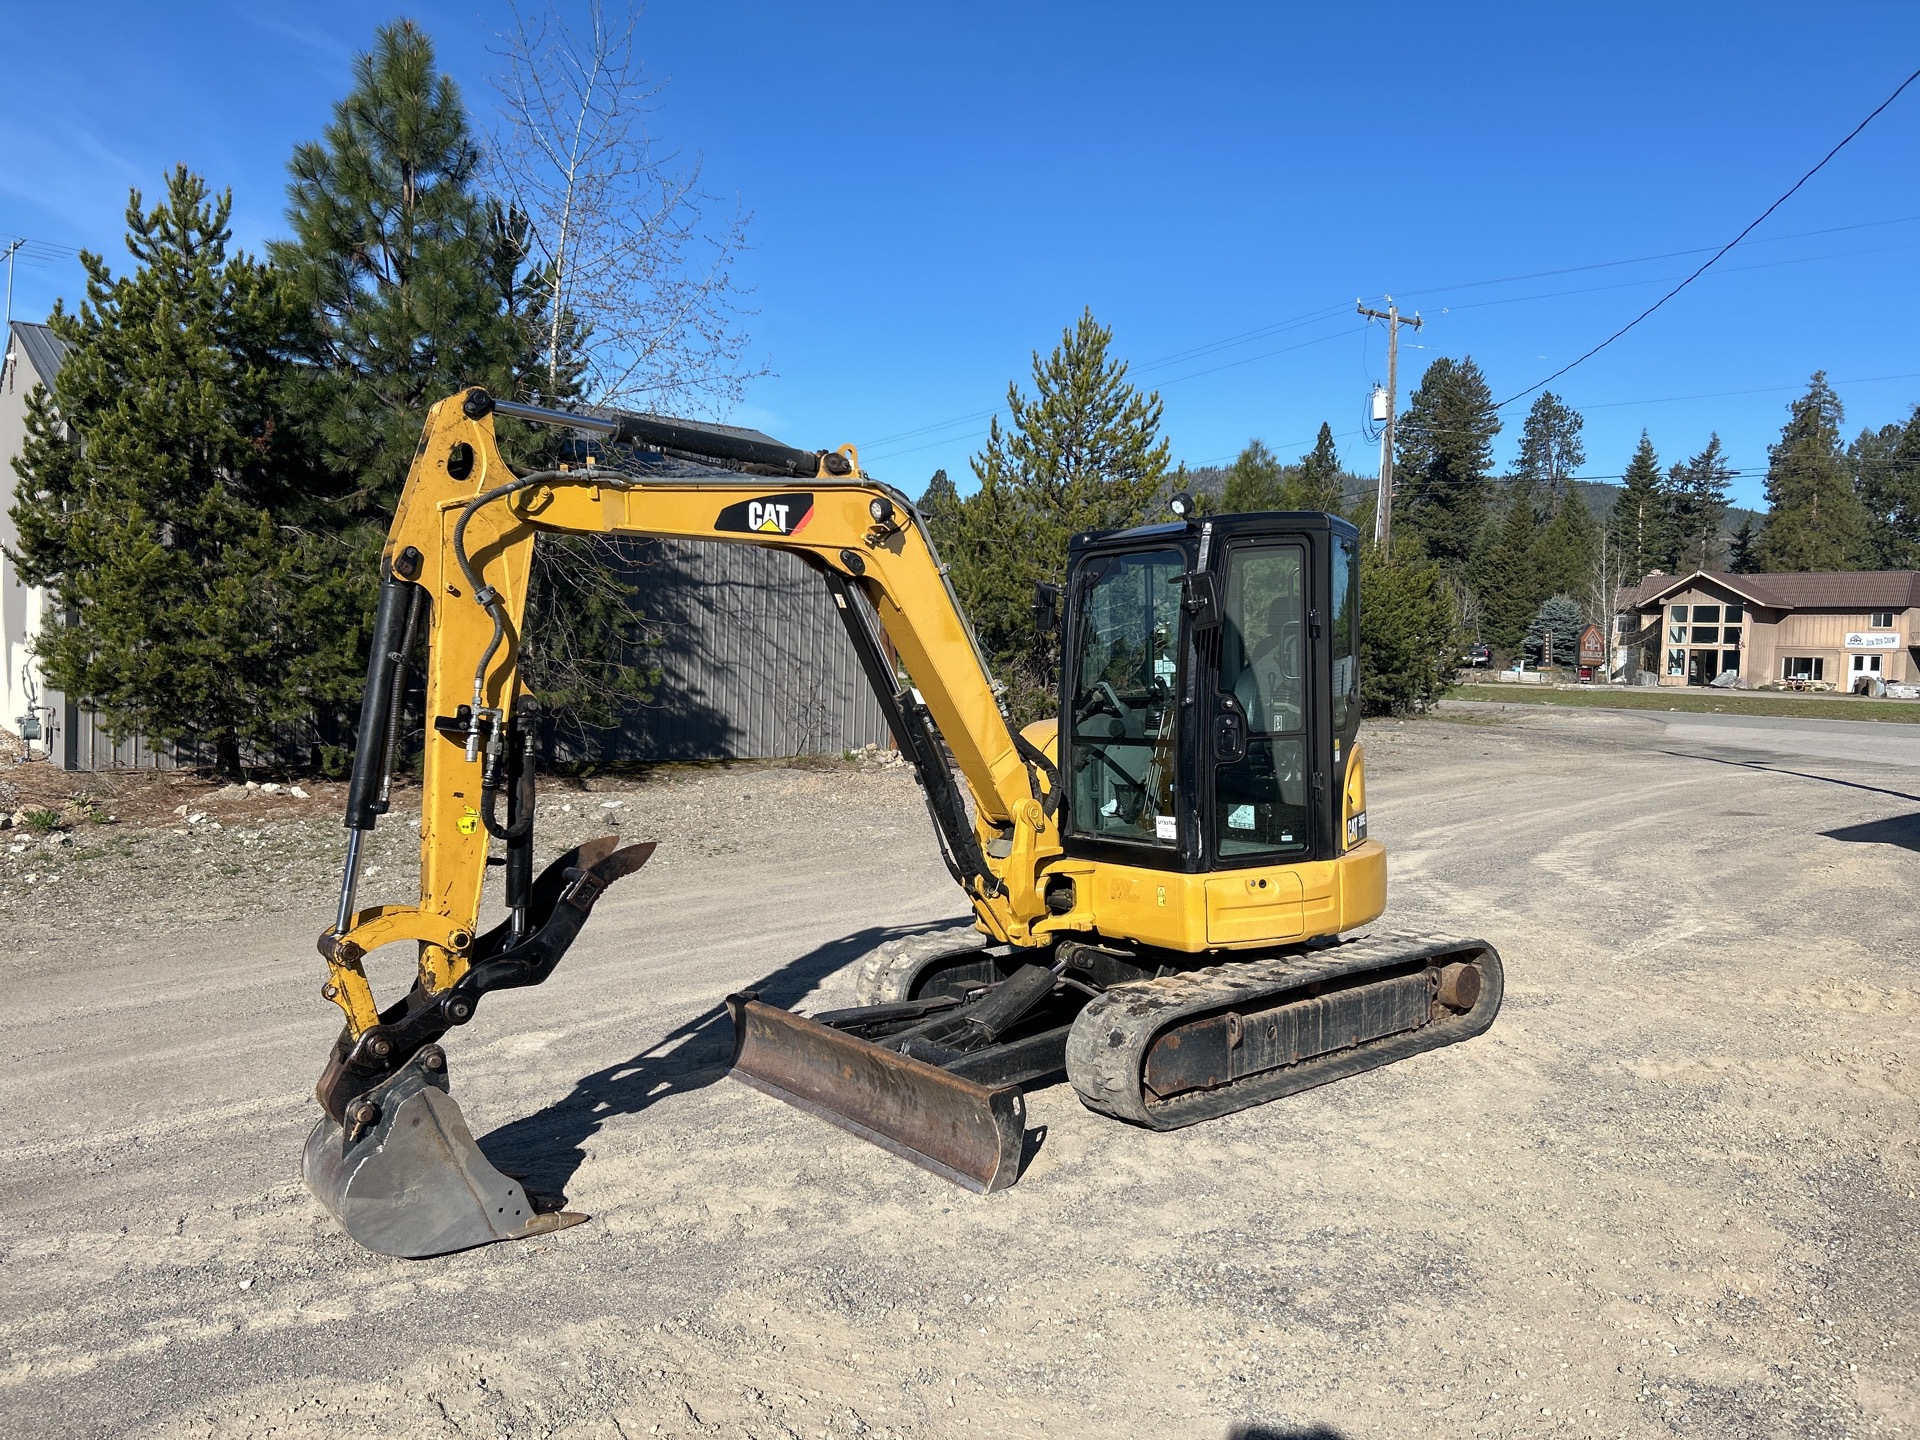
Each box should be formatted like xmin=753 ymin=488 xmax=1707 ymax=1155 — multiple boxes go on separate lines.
xmin=725 ymin=994 xmax=1028 ymax=1193
xmin=302 ymin=1052 xmax=584 ymax=1258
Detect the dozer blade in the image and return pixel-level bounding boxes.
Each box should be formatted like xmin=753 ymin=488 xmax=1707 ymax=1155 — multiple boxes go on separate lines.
xmin=725 ymin=994 xmax=1027 ymax=1193
xmin=302 ymin=1049 xmax=583 ymax=1258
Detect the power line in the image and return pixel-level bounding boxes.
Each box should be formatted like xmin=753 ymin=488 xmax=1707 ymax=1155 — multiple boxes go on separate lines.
xmin=1496 ymin=64 xmax=1920 ymax=409
xmin=1393 ymin=212 xmax=1920 ymax=300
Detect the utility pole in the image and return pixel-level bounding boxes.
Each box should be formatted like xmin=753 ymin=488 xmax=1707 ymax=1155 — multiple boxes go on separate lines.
xmin=1357 ymin=299 xmax=1423 ymax=549
xmin=0 ymin=240 xmax=22 ymax=390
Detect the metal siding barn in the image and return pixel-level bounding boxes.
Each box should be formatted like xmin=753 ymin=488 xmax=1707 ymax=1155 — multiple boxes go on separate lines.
xmin=559 ymin=536 xmax=893 ymax=762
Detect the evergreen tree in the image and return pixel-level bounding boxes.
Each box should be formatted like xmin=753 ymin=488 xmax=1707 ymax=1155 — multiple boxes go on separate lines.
xmin=9 ymin=169 xmax=314 ymax=776
xmin=1755 ymin=373 xmax=1870 ymax=573
xmin=1728 ymin=516 xmax=1759 ymax=573
xmin=1359 ymin=536 xmax=1459 ymax=716
xmin=1850 ymin=407 xmax=1920 ymax=569
xmin=1850 ymin=420 xmax=1910 ymax=567
xmin=1285 ymin=422 xmax=1346 ymax=512
xmin=1395 ymin=356 xmax=1501 ymax=569
xmin=1525 ymin=594 xmax=1583 ymax=668
xmin=1514 ymin=391 xmax=1585 ymax=488
xmin=951 ymin=310 xmax=1171 ymax=718
xmin=1609 ymin=432 xmax=1667 ymax=581
xmin=1476 ymin=480 xmax=1544 ymax=655
xmin=1221 ymin=439 xmax=1285 ymax=512
xmin=1532 ymin=482 xmax=1601 ymax=606
xmin=1665 ymin=435 xmax=1733 ymax=572
xmin=271 ymin=19 xmax=528 ymax=516
xmin=917 ymin=468 xmax=962 ymax=554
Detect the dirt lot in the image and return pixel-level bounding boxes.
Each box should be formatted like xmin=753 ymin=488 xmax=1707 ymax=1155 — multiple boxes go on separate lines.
xmin=3 ymin=710 xmax=1916 ymax=1439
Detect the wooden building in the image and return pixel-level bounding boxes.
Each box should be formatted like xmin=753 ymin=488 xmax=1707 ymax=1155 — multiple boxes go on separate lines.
xmin=1623 ymin=568 xmax=1920 ymax=689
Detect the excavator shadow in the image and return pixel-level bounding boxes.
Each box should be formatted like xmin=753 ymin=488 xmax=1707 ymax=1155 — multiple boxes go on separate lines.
xmin=474 ymin=920 xmax=980 ymax=1204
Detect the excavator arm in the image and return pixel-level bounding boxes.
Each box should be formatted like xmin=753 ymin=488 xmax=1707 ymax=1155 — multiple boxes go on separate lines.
xmin=306 ymin=388 xmax=1067 ymax=1253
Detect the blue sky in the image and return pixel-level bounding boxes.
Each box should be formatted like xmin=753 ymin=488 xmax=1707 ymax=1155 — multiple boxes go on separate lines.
xmin=4 ymin=2 xmax=1918 ymax=510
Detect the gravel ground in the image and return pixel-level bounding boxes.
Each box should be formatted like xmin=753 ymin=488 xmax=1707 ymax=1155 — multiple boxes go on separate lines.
xmin=2 ymin=712 xmax=1916 ymax=1439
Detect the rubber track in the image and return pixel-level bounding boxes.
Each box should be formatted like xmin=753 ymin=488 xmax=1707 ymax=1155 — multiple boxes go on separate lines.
xmin=852 ymin=922 xmax=993 ymax=1006
xmin=1064 ymin=931 xmax=1505 ymax=1130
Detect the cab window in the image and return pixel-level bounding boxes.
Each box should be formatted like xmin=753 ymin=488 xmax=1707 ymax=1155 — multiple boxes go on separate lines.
xmin=1215 ymin=546 xmax=1309 ymax=858
xmin=1068 ymin=548 xmax=1183 ymax=846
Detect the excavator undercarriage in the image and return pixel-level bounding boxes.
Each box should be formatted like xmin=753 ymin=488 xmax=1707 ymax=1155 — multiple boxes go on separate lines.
xmin=303 ymin=388 xmax=1504 ymax=1255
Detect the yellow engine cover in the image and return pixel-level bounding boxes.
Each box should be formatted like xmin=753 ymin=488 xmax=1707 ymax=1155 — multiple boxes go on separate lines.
xmin=1056 ymin=839 xmax=1386 ymax=953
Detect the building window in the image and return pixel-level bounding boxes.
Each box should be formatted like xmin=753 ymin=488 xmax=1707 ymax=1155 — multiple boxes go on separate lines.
xmin=1872 ymin=610 xmax=1895 ymax=627
xmin=1722 ymin=650 xmax=1740 ymax=673
xmin=1670 ymin=604 xmax=1688 ymax=622
xmin=1693 ymin=625 xmax=1719 ymax=644
xmin=1723 ymin=625 xmax=1741 ymax=646
xmin=1782 ymin=656 xmax=1824 ymax=681
xmin=1667 ymin=648 xmax=1685 ymax=676
xmin=1726 ymin=602 xmax=1744 ymax=623
xmin=1693 ymin=604 xmax=1721 ymax=624
xmin=1669 ymin=623 xmax=1688 ymax=644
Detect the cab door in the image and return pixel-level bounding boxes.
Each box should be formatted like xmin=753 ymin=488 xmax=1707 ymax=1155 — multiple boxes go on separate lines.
xmin=1208 ymin=540 xmax=1314 ymax=865
xmin=1205 ymin=527 xmax=1359 ymax=869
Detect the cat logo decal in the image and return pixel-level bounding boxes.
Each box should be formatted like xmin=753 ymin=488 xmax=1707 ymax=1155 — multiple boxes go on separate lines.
xmin=715 ymin=494 xmax=814 ymax=536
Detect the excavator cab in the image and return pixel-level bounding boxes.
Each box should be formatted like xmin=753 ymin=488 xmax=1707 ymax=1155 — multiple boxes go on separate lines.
xmin=1060 ymin=513 xmax=1357 ymax=878
xmin=304 ymin=392 xmax=1500 ymax=1256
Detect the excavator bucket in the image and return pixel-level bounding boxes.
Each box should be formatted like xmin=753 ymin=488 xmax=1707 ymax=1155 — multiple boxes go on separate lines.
xmin=725 ymin=994 xmax=1027 ymax=1193
xmin=302 ymin=1049 xmax=583 ymax=1258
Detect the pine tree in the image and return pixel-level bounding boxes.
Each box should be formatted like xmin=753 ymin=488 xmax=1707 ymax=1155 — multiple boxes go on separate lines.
xmin=1476 ymin=480 xmax=1544 ymax=655
xmin=952 ymin=310 xmax=1171 ymax=718
xmin=1514 ymin=391 xmax=1586 ymax=489
xmin=917 ymin=468 xmax=962 ymax=554
xmin=1285 ymin=422 xmax=1346 ymax=512
xmin=1221 ymin=439 xmax=1285 ymax=512
xmin=271 ymin=19 xmax=528 ymax=515
xmin=1532 ymin=483 xmax=1601 ymax=605
xmin=1395 ymin=356 xmax=1501 ymax=569
xmin=1359 ymin=536 xmax=1459 ymax=716
xmin=1728 ymin=516 xmax=1759 ymax=573
xmin=1850 ymin=407 xmax=1920 ymax=569
xmin=1665 ymin=435 xmax=1733 ymax=572
xmin=1609 ymin=432 xmax=1667 ymax=581
xmin=1755 ymin=373 xmax=1870 ymax=573
xmin=9 ymin=169 xmax=315 ymax=776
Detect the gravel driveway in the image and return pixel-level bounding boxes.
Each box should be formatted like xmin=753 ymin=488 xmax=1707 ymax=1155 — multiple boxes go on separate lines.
xmin=3 ymin=712 xmax=1915 ymax=1439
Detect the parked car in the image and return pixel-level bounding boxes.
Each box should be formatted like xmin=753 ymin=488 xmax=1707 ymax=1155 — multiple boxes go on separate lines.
xmin=1463 ymin=643 xmax=1493 ymax=668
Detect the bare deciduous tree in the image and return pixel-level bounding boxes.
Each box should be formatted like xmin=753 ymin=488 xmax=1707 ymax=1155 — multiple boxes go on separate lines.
xmin=490 ymin=0 xmax=760 ymax=414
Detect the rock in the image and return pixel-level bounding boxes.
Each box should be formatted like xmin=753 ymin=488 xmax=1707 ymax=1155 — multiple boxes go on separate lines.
xmin=214 ymin=784 xmax=248 ymax=799
xmin=244 ymin=781 xmax=260 ymax=792
xmin=600 ymin=799 xmax=624 ymax=810
xmin=289 ymin=785 xmax=309 ymax=800
xmin=172 ymin=804 xmax=190 ymax=818
xmin=260 ymin=783 xmax=282 ymax=796
xmin=187 ymin=813 xmax=207 ymax=825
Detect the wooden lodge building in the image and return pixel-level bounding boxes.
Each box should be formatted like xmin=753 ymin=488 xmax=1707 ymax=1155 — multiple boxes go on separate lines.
xmin=1621 ymin=569 xmax=1920 ymax=689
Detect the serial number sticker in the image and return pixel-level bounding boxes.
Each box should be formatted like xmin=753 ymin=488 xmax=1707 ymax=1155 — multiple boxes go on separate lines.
xmin=1228 ymin=804 xmax=1255 ymax=830
xmin=1154 ymin=815 xmax=1177 ymax=840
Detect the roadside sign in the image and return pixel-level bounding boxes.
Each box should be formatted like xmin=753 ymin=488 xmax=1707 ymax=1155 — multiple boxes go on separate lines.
xmin=1578 ymin=624 xmax=1605 ymax=667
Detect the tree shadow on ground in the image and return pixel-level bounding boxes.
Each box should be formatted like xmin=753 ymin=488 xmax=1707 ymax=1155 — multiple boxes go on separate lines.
xmin=1226 ymin=1426 xmax=1347 ymax=1439
xmin=1821 ymin=812 xmax=1920 ymax=853
xmin=476 ymin=918 xmax=969 ymax=1201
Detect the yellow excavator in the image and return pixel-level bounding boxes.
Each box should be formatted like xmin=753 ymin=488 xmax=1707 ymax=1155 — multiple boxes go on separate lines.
xmin=305 ymin=388 xmax=1502 ymax=1257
